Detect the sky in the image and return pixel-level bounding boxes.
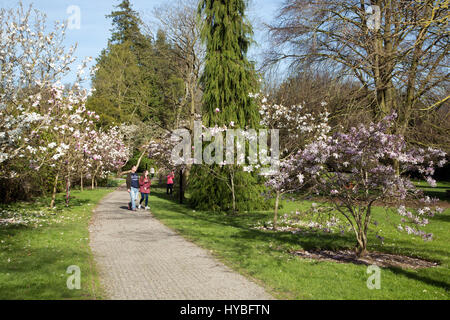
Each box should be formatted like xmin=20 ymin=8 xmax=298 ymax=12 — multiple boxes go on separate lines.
xmin=2 ymin=0 xmax=283 ymax=87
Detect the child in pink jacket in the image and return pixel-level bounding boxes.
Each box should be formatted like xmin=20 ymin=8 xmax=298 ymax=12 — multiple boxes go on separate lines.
xmin=166 ymin=171 xmax=174 ymax=195
xmin=139 ymin=170 xmax=151 ymax=210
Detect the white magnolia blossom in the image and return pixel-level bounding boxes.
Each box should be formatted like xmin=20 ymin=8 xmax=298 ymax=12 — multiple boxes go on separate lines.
xmin=0 ymin=4 xmax=130 ymax=181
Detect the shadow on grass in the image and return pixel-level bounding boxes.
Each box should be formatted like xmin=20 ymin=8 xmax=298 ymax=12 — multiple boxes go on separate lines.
xmin=150 ymin=187 xmax=450 ymax=290
xmin=1 ymin=196 xmax=91 ymax=211
xmin=423 ymin=190 xmax=450 ymax=201
xmin=432 ymin=213 xmax=450 ymax=223
xmin=388 ymin=267 xmax=450 ymax=291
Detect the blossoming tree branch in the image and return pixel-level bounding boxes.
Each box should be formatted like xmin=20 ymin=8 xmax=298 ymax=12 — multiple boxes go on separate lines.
xmin=0 ymin=4 xmax=130 ymax=207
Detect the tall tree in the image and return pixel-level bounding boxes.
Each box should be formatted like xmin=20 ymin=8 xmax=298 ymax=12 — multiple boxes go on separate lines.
xmin=88 ymin=0 xmax=151 ymax=126
xmin=88 ymin=42 xmax=145 ymax=126
xmin=150 ymin=0 xmax=205 ymax=132
xmin=188 ymin=0 xmax=267 ymax=213
xmin=265 ymin=0 xmax=449 ymax=152
xmin=150 ymin=29 xmax=185 ymax=129
xmin=149 ymin=0 xmax=206 ymax=195
xmin=106 ymin=0 xmax=145 ymax=47
xmin=88 ymin=0 xmax=188 ymax=174
xmin=199 ymin=0 xmax=260 ymax=128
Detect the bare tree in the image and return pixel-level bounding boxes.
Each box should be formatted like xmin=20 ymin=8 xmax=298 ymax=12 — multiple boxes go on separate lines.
xmin=264 ymin=0 xmax=449 ymax=150
xmin=143 ymin=0 xmax=204 ymax=132
xmin=142 ymin=0 xmax=205 ymax=193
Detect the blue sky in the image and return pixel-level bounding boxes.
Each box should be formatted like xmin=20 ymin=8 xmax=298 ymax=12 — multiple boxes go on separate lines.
xmin=3 ymin=0 xmax=283 ymax=87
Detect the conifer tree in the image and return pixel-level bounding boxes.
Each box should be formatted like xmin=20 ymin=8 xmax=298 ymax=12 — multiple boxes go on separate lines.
xmin=106 ymin=0 xmax=145 ymax=47
xmin=198 ymin=0 xmax=260 ymax=128
xmin=87 ymin=1 xmax=184 ymax=127
xmin=188 ymin=0 xmax=267 ymax=213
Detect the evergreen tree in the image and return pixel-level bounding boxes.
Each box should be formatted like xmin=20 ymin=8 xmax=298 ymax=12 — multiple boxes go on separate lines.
xmin=188 ymin=0 xmax=266 ymax=213
xmin=87 ymin=1 xmax=184 ymax=128
xmin=106 ymin=0 xmax=145 ymax=48
xmin=198 ymin=0 xmax=260 ymax=128
xmin=88 ymin=42 xmax=144 ymax=126
xmin=87 ymin=0 xmax=151 ymax=126
xmin=149 ymin=30 xmax=185 ymax=129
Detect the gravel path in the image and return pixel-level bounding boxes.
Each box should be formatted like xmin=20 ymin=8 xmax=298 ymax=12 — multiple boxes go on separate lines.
xmin=89 ymin=187 xmax=273 ymax=300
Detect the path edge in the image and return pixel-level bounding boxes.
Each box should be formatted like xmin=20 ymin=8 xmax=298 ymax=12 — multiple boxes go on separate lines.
xmin=87 ymin=184 xmax=124 ymax=300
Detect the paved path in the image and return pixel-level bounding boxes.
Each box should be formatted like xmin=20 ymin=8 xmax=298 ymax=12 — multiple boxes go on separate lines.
xmin=89 ymin=186 xmax=273 ymax=300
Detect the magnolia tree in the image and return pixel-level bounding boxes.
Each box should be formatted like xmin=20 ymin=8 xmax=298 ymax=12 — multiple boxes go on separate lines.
xmin=87 ymin=126 xmax=129 ymax=189
xmin=0 ymin=3 xmax=76 ymax=169
xmin=15 ymin=78 xmax=129 ymax=207
xmin=295 ymin=113 xmax=446 ymax=256
xmin=258 ymin=96 xmax=331 ymax=155
xmin=0 ymin=3 xmax=130 ymax=205
xmin=257 ymin=96 xmax=331 ymax=228
xmin=147 ymin=131 xmax=186 ymax=179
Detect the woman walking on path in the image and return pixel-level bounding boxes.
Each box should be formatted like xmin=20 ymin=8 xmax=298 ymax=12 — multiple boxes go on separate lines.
xmin=166 ymin=171 xmax=174 ymax=195
xmin=139 ymin=170 xmax=151 ymax=210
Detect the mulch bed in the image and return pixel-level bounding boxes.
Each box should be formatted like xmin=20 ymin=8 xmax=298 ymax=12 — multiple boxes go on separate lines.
xmin=290 ymin=249 xmax=439 ymax=269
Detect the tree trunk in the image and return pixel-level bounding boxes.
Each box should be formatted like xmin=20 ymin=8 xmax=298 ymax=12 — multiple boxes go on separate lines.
xmin=50 ymin=171 xmax=60 ymax=208
xmin=91 ymin=175 xmax=95 ymax=190
xmin=183 ymin=165 xmax=191 ymax=193
xmin=65 ymin=174 xmax=70 ymax=207
xmin=274 ymin=190 xmax=280 ymax=230
xmin=230 ymin=170 xmax=236 ymax=214
xmin=179 ymin=169 xmax=184 ymax=204
xmin=80 ymin=171 xmax=84 ymax=192
xmin=394 ymin=160 xmax=400 ymax=176
xmin=355 ymin=230 xmax=368 ymax=257
xmin=184 ymin=79 xmax=196 ymax=195
xmin=189 ymin=81 xmax=196 ymax=133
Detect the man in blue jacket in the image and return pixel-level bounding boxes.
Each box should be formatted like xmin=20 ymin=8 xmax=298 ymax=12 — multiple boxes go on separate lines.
xmin=126 ymin=166 xmax=139 ymax=211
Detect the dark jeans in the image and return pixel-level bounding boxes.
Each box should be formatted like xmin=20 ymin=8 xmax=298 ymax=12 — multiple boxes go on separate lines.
xmin=140 ymin=193 xmax=149 ymax=207
xmin=167 ymin=183 xmax=173 ymax=195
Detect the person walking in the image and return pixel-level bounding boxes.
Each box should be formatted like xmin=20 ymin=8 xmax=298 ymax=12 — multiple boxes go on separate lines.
xmin=166 ymin=171 xmax=174 ymax=195
xmin=126 ymin=165 xmax=139 ymax=211
xmin=138 ymin=170 xmax=151 ymax=210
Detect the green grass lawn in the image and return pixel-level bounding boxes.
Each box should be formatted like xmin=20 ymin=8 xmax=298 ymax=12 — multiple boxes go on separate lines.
xmin=149 ymin=186 xmax=450 ymax=300
xmin=0 ymin=187 xmax=115 ymax=299
xmin=414 ymin=180 xmax=450 ymax=202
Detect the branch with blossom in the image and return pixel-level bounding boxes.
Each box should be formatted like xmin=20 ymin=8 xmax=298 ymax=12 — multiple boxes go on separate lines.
xmin=295 ymin=113 xmax=446 ymax=256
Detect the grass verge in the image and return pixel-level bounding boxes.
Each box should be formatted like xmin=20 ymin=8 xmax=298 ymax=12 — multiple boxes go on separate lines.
xmin=0 ymin=188 xmax=115 ymax=299
xmin=149 ymin=186 xmax=450 ymax=300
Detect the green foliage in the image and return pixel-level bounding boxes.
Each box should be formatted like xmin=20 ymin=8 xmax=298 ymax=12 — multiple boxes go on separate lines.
xmin=198 ymin=0 xmax=260 ymax=128
xmin=88 ymin=42 xmax=146 ymax=126
xmin=95 ymin=176 xmax=125 ymax=188
xmin=145 ymin=30 xmax=185 ymax=129
xmin=189 ymin=165 xmax=270 ymax=213
xmin=0 ymin=159 xmax=63 ymax=203
xmin=87 ymin=1 xmax=185 ymax=130
xmin=189 ymin=0 xmax=264 ymax=212
xmin=106 ymin=0 xmax=146 ymax=48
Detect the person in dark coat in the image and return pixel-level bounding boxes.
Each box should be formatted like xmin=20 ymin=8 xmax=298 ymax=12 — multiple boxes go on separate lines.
xmin=126 ymin=166 xmax=139 ymax=211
